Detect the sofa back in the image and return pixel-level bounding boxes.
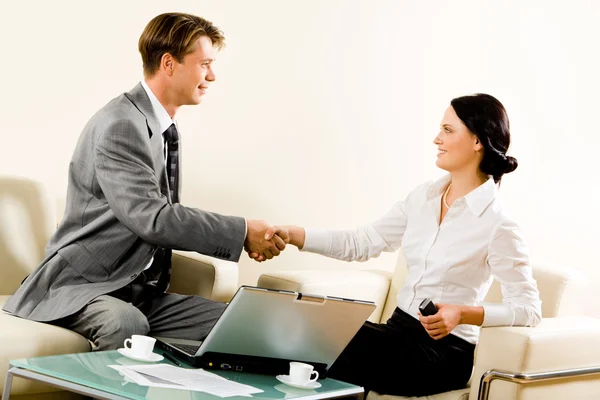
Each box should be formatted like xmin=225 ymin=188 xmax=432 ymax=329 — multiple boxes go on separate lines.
xmin=379 ymin=250 xmax=587 ymax=323
xmin=0 ymin=176 xmax=55 ymax=295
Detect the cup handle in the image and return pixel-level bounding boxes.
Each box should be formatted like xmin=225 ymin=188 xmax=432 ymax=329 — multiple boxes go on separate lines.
xmin=124 ymin=338 xmax=132 ymax=349
xmin=309 ymin=371 xmax=319 ymax=382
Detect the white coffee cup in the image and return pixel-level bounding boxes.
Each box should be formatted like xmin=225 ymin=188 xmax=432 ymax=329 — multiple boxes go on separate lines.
xmin=123 ymin=335 xmax=156 ymax=358
xmin=288 ymin=361 xmax=319 ymax=384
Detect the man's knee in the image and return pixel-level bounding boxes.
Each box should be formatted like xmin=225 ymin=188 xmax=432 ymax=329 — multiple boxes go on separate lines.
xmin=107 ymin=305 xmax=149 ymax=336
xmin=94 ymin=302 xmax=150 ymax=350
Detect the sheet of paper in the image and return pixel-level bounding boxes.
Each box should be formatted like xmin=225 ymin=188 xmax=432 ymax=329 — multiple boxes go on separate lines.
xmin=110 ymin=365 xmax=187 ymax=390
xmin=108 ymin=364 xmax=263 ymax=397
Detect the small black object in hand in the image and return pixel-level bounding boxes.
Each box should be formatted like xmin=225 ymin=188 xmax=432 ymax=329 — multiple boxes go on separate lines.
xmin=418 ymin=298 xmax=438 ymax=316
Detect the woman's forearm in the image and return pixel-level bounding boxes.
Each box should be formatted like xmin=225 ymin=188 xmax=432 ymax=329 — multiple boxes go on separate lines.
xmin=459 ymin=305 xmax=485 ymax=326
xmin=285 ymin=225 xmax=306 ymax=249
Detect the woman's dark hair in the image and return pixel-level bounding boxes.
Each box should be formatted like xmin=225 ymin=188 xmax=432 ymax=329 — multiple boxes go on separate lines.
xmin=450 ymin=93 xmax=517 ymax=183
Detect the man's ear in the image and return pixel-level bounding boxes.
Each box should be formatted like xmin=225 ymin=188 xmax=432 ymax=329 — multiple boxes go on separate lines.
xmin=161 ymin=53 xmax=175 ymax=76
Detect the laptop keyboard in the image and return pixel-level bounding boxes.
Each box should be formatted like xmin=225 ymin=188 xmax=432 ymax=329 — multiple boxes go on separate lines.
xmin=170 ymin=343 xmax=201 ymax=355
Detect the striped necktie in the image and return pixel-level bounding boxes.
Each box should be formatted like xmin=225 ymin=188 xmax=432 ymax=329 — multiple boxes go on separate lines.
xmin=152 ymin=123 xmax=180 ymax=294
xmin=164 ymin=123 xmax=179 ymax=203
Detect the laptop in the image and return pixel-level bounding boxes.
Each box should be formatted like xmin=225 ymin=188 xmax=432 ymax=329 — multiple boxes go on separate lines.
xmin=154 ymin=285 xmax=376 ymax=377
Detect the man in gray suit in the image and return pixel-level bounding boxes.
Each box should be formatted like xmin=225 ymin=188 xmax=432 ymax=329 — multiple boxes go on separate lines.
xmin=2 ymin=12 xmax=286 ymax=350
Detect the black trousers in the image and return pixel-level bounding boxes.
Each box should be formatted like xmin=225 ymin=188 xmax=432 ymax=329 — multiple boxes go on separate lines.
xmin=328 ymin=308 xmax=475 ymax=397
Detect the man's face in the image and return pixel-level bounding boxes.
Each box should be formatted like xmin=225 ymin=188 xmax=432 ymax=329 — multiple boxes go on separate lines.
xmin=170 ymin=36 xmax=216 ymax=106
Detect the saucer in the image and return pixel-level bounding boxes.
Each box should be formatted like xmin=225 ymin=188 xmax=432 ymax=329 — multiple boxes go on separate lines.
xmin=276 ymin=375 xmax=322 ymax=389
xmin=117 ymin=348 xmax=164 ymax=363
xmin=274 ymin=383 xmax=317 ymax=397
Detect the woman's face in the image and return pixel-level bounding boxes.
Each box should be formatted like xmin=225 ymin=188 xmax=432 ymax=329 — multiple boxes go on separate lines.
xmin=433 ymin=106 xmax=483 ymax=174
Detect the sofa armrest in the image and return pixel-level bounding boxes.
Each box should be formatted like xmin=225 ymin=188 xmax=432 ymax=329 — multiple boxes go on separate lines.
xmin=169 ymin=251 xmax=239 ymax=302
xmin=470 ymin=317 xmax=600 ymax=400
xmin=257 ymin=270 xmax=391 ymax=323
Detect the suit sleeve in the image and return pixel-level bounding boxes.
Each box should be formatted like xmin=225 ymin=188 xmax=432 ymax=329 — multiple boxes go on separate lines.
xmin=93 ymin=118 xmax=246 ymax=261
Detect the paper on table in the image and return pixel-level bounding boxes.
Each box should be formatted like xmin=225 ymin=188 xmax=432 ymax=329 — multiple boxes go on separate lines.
xmin=108 ymin=364 xmax=263 ymax=397
xmin=110 ymin=365 xmax=187 ymax=390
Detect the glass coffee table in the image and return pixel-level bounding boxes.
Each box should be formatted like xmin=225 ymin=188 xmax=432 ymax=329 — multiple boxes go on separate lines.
xmin=2 ymin=350 xmax=363 ymax=400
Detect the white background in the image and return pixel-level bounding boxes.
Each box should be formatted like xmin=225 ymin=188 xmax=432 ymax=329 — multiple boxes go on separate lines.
xmin=1 ymin=1 xmax=598 ymax=315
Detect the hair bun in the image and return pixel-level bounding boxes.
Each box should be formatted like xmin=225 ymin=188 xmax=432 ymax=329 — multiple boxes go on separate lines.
xmin=504 ymin=155 xmax=518 ymax=174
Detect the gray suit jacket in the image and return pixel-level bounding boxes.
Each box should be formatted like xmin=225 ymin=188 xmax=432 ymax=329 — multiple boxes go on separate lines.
xmin=3 ymin=83 xmax=246 ymax=321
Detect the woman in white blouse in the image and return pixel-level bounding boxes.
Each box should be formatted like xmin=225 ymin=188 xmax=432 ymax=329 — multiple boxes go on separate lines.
xmin=256 ymin=93 xmax=542 ymax=397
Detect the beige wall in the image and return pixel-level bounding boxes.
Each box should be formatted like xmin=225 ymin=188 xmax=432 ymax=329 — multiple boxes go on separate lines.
xmin=1 ymin=1 xmax=599 ymax=314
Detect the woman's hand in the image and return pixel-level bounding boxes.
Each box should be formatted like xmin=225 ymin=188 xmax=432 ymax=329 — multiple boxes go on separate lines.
xmin=248 ymin=225 xmax=304 ymax=261
xmin=265 ymin=225 xmax=305 ymax=249
xmin=418 ymin=303 xmax=484 ymax=340
xmin=418 ymin=303 xmax=463 ymax=340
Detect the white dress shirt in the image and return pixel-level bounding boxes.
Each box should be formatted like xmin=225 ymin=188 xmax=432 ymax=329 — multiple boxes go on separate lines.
xmin=302 ymin=174 xmax=542 ymax=344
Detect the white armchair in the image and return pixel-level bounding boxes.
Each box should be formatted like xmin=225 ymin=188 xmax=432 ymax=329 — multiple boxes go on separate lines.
xmin=258 ymin=252 xmax=600 ymax=400
xmin=0 ymin=175 xmax=239 ymax=399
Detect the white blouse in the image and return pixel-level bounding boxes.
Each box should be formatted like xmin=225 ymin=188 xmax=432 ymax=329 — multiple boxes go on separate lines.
xmin=302 ymin=175 xmax=542 ymax=344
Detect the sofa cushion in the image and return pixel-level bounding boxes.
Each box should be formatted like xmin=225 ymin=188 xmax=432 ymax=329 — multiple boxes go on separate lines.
xmin=0 ymin=295 xmax=91 ymax=396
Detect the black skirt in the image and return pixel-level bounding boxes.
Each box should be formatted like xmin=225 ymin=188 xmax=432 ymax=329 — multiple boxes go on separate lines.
xmin=328 ymin=307 xmax=476 ymax=397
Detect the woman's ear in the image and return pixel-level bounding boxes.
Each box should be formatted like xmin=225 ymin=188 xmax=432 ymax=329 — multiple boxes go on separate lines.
xmin=474 ymin=137 xmax=483 ymax=151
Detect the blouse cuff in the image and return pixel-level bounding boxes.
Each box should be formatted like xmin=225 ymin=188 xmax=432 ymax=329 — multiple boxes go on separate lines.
xmin=301 ymin=228 xmax=332 ymax=254
xmin=482 ymin=303 xmax=515 ymax=327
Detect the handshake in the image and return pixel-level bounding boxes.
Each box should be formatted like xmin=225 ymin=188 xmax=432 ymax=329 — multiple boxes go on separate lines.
xmin=243 ymin=220 xmax=295 ymax=262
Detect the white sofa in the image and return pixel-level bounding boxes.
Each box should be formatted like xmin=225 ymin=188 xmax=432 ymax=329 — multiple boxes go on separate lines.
xmin=258 ymin=252 xmax=600 ymax=399
xmin=0 ymin=175 xmax=239 ymax=399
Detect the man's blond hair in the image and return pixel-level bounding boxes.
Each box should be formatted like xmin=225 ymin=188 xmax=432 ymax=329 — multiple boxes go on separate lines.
xmin=139 ymin=12 xmax=225 ymax=77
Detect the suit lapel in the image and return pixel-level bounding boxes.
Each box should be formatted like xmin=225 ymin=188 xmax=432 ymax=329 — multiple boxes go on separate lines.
xmin=125 ymin=83 xmax=171 ymax=201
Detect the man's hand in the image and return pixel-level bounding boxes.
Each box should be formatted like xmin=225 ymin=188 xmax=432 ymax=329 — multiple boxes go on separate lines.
xmin=248 ymin=225 xmax=294 ymax=261
xmin=244 ymin=220 xmax=288 ymax=262
xmin=418 ymin=303 xmax=462 ymax=340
